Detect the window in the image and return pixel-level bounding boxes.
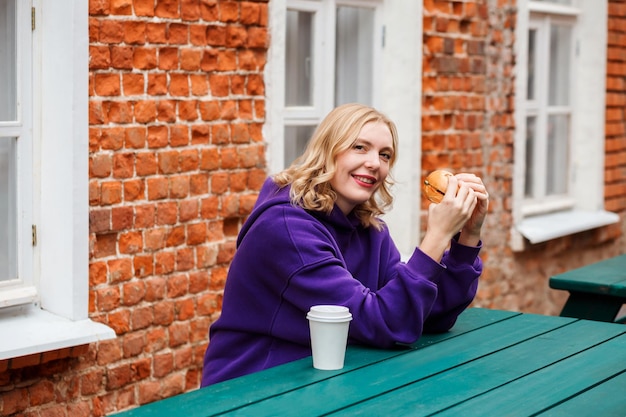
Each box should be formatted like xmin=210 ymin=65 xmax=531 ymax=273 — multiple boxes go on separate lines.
xmin=0 ymin=1 xmax=114 ymax=360
xmin=0 ymin=0 xmax=35 ymax=307
xmin=266 ymin=0 xmax=423 ymax=255
xmin=512 ymin=0 xmax=618 ymax=249
xmin=279 ymin=0 xmax=383 ymax=168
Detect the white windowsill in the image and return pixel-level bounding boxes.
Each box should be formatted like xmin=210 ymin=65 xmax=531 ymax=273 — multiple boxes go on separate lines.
xmin=515 ymin=209 xmax=620 ymax=244
xmin=0 ymin=304 xmax=116 ymax=360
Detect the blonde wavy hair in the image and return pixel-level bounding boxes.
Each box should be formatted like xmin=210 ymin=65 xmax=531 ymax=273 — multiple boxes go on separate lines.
xmin=273 ymin=103 xmax=398 ymax=230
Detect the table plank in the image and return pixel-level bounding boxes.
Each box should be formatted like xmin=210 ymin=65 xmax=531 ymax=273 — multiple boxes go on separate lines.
xmin=434 ymin=332 xmax=626 ymax=416
xmin=219 ymin=313 xmax=575 ymax=417
xmin=327 ymin=318 xmax=624 ymax=416
xmin=549 ymin=254 xmax=626 ymax=297
xmin=113 ymin=308 xmax=518 ymax=417
xmin=535 ymin=371 xmax=626 ymax=417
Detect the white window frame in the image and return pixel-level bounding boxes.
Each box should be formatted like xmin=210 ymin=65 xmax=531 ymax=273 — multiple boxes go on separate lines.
xmin=266 ymin=0 xmax=422 ymax=256
xmin=512 ymin=0 xmax=618 ymax=249
xmin=0 ymin=0 xmax=114 ymax=360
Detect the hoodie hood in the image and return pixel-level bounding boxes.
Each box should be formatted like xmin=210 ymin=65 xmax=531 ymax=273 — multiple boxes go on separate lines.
xmin=236 ymin=178 xmax=360 ymax=247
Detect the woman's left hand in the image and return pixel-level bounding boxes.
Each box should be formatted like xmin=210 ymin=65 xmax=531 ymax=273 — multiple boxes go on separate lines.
xmin=455 ymin=173 xmax=489 ymax=246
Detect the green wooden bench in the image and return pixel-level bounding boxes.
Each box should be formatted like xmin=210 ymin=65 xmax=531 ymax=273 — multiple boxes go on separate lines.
xmin=549 ymin=254 xmax=626 ymax=323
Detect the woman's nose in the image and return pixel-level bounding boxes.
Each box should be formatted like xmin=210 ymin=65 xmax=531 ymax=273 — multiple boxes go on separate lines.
xmin=364 ymin=152 xmax=380 ymax=169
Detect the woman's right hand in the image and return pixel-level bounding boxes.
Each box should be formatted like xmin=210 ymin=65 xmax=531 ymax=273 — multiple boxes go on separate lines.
xmin=418 ymin=175 xmax=479 ymax=262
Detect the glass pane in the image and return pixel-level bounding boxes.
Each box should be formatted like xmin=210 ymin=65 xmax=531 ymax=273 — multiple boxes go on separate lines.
xmin=284 ymin=125 xmax=315 ymax=166
xmin=285 ymin=10 xmax=313 ymax=107
xmin=335 ymin=6 xmax=374 ymax=106
xmin=0 ymin=0 xmax=17 ymax=121
xmin=524 ymin=117 xmax=536 ymax=198
xmin=0 ymin=138 xmax=17 ymax=281
xmin=527 ymin=29 xmax=536 ymax=101
xmin=546 ymin=114 xmax=569 ymax=195
xmin=548 ymin=24 xmax=571 ymax=106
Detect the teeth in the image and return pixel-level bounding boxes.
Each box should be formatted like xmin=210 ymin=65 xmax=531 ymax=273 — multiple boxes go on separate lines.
xmin=355 ymin=176 xmax=374 ymax=184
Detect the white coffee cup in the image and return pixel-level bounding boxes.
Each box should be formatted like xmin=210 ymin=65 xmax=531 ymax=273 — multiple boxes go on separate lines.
xmin=306 ymin=305 xmax=352 ymax=370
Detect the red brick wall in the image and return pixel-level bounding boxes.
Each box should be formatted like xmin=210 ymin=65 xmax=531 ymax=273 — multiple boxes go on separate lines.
xmin=606 ymin=1 xmax=626 ymax=215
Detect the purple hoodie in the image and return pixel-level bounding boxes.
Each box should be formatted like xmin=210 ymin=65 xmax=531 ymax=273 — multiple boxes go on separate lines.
xmin=201 ymin=178 xmax=481 ymax=386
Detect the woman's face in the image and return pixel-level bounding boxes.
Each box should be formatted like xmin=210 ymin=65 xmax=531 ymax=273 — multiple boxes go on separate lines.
xmin=330 ymin=121 xmax=394 ymax=215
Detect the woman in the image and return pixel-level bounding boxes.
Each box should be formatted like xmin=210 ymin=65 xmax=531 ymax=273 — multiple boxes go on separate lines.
xmin=201 ymin=103 xmax=489 ymax=386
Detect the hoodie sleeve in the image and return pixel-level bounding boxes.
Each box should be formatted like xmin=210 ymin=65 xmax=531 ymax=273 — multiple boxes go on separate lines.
xmin=239 ymin=204 xmax=478 ymax=349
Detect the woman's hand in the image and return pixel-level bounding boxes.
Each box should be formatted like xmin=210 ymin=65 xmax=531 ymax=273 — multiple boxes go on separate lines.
xmin=455 ymin=173 xmax=489 ymax=246
xmin=419 ymin=173 xmax=489 ymax=261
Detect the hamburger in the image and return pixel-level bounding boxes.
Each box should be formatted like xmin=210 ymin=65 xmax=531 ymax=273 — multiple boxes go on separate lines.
xmin=423 ymin=170 xmax=454 ymax=203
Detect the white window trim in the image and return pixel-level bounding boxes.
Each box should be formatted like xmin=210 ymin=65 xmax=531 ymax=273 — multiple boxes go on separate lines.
xmin=0 ymin=0 xmax=115 ymax=360
xmin=511 ymin=0 xmax=618 ymax=250
xmin=266 ymin=0 xmax=422 ymax=256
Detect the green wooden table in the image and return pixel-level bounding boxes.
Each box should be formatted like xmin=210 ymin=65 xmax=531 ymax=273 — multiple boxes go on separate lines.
xmin=550 ymin=254 xmax=626 ymax=322
xmin=114 ymin=308 xmax=626 ymax=417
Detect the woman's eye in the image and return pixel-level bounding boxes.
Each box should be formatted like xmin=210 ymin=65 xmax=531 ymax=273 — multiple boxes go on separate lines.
xmin=380 ymin=152 xmax=392 ymax=161
xmin=354 ymin=145 xmax=366 ymax=151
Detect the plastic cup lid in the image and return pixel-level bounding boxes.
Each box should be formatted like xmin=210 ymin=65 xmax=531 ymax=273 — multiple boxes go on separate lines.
xmin=307 ymin=305 xmax=352 ymax=321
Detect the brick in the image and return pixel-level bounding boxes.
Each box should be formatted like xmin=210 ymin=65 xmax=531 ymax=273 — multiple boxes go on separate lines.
xmin=96 ymin=287 xmax=121 ymax=312
xmin=119 ymin=231 xmax=143 ymax=254
xmin=170 ymin=175 xmax=190 ymax=198
xmin=180 ymin=149 xmax=199 ymax=171
xmin=106 ymin=363 xmax=132 ymax=389
xmin=226 ymin=26 xmax=247 ymax=48
xmin=155 ymin=0 xmax=180 ymax=18
xmin=166 ymin=226 xmax=186 ymax=247
xmin=134 ymin=0 xmax=155 ymax=16
xmin=133 ymin=47 xmax=158 ymax=69
xmin=159 ymin=47 xmax=179 ymax=70
xmin=111 ymin=45 xmax=134 ymax=69
xmin=176 ymin=247 xmax=194 ymax=270
xmin=168 ymin=23 xmax=189 ymax=44
xmin=101 ymin=181 xmax=123 ymax=205
xmin=94 ymin=232 xmax=117 ymax=258
xmin=168 ymin=126 xmax=187 ymax=148
xmin=181 ymin=0 xmax=201 ymax=21
xmin=170 ymin=73 xmax=190 ymax=96
xmin=124 ymin=21 xmax=146 ymax=44
xmin=100 ymin=20 xmax=125 ymax=43
xmin=108 ymin=310 xmax=131 ymax=335
xmin=108 ymin=258 xmax=134 ymax=283
xmin=125 ymin=126 xmax=147 ymax=148
xmin=146 ymin=126 xmax=168 ymax=150
xmin=190 ymin=24 xmax=207 ymax=45
xmin=131 ymin=305 xmax=154 ymax=330
xmin=91 ymin=154 xmax=112 ymax=178
xmin=134 ymin=100 xmax=158 ymax=123
xmin=153 ymin=352 xmax=174 ymax=378
xmin=108 ymin=101 xmax=134 ymax=123
xmin=1 ymin=387 xmax=29 ymax=414
xmin=153 ymin=300 xmax=175 ymax=325
xmin=133 ymin=254 xmax=154 ymax=277
xmin=90 ymin=45 xmax=111 ymax=69
xmin=145 ymin=227 xmax=166 ymax=250
xmin=168 ymin=322 xmax=190 ymax=347
xmin=113 ymin=153 xmax=135 ymax=179
xmin=90 ymin=261 xmax=108 ymax=286
xmin=123 ymin=73 xmax=145 ymax=96
xmin=94 ymin=73 xmax=121 ymax=96
xmin=190 ymin=173 xmax=209 ymax=195
xmin=148 ymin=73 xmax=168 ymax=95
xmin=135 ymin=204 xmax=156 ymax=228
